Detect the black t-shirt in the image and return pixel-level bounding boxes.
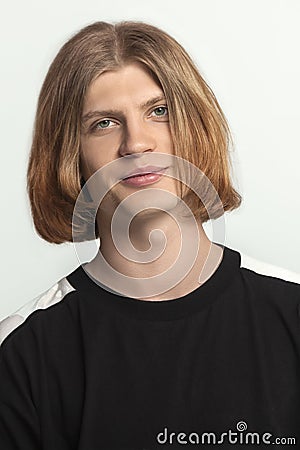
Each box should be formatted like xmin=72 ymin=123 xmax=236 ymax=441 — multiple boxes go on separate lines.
xmin=0 ymin=244 xmax=300 ymax=449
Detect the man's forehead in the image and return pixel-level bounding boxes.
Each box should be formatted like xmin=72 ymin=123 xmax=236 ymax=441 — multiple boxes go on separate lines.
xmin=86 ymin=63 xmax=162 ymax=93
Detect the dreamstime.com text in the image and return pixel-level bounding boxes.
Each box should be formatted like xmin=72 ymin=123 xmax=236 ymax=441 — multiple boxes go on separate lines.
xmin=156 ymin=421 xmax=296 ymax=445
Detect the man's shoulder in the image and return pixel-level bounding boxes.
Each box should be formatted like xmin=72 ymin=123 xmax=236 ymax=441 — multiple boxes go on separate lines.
xmin=0 ymin=276 xmax=76 ymax=346
xmin=237 ymin=250 xmax=300 ymax=310
xmin=239 ymin=251 xmax=300 ymax=286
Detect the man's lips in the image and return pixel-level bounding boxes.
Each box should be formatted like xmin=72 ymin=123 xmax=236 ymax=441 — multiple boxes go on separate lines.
xmin=121 ymin=166 xmax=168 ymax=180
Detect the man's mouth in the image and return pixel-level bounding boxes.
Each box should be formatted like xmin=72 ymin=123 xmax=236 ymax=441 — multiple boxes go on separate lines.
xmin=122 ymin=166 xmax=168 ymax=180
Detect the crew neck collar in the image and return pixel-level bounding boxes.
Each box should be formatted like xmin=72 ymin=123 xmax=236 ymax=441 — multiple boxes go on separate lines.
xmin=66 ymin=244 xmax=241 ymax=321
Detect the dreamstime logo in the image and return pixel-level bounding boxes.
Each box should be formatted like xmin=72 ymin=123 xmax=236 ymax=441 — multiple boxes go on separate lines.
xmin=72 ymin=153 xmax=226 ymax=298
xmin=156 ymin=420 xmax=297 ymax=445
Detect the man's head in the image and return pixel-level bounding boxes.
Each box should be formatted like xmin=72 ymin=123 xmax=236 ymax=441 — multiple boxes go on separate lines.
xmin=27 ymin=20 xmax=241 ymax=243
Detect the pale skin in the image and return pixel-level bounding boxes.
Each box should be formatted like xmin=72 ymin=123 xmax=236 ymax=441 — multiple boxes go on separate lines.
xmin=80 ymin=62 xmax=223 ymax=301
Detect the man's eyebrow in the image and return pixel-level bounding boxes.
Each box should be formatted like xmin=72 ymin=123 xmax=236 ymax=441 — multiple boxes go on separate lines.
xmin=81 ymin=94 xmax=167 ymax=124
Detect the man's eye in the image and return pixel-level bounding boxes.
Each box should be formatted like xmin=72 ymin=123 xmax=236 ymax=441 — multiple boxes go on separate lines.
xmin=94 ymin=119 xmax=113 ymax=130
xmin=152 ymin=106 xmax=168 ymax=117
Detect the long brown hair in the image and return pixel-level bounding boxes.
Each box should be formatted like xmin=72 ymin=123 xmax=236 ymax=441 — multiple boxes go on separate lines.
xmin=27 ymin=20 xmax=242 ymax=243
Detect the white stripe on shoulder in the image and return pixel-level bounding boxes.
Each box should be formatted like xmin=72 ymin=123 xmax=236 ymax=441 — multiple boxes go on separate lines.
xmin=0 ymin=277 xmax=76 ymax=346
xmin=240 ymin=252 xmax=300 ymax=285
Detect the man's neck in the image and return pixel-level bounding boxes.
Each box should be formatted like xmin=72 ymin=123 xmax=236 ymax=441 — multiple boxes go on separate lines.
xmin=85 ymin=210 xmax=223 ymax=301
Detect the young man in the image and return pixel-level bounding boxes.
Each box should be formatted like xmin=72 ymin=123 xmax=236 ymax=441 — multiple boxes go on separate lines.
xmin=0 ymin=21 xmax=300 ymax=449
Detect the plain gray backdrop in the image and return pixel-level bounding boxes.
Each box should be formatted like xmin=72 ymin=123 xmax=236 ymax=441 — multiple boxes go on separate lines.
xmin=1 ymin=0 xmax=299 ymax=318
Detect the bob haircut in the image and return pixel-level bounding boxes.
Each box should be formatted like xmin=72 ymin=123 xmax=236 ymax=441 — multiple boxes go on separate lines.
xmin=27 ymin=20 xmax=242 ymax=244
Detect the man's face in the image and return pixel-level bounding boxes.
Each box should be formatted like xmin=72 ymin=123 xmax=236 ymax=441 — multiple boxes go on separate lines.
xmin=80 ymin=62 xmax=179 ymax=219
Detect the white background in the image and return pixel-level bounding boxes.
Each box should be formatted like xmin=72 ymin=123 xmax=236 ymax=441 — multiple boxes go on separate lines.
xmin=0 ymin=0 xmax=299 ymax=318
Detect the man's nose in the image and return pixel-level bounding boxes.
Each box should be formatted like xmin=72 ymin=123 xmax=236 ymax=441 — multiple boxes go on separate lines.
xmin=119 ymin=118 xmax=156 ymax=156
